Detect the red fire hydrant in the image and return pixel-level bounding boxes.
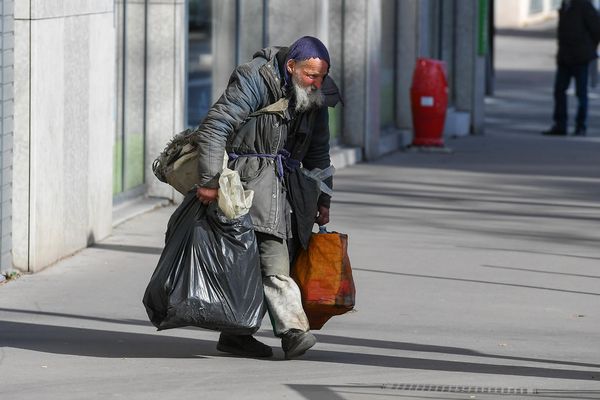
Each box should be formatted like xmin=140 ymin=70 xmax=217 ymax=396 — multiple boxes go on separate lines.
xmin=410 ymin=58 xmax=448 ymax=147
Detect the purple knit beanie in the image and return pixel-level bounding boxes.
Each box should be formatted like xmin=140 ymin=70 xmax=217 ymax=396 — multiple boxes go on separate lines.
xmin=284 ymin=36 xmax=330 ymax=86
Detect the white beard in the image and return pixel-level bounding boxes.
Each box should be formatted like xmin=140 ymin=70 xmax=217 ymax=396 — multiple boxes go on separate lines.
xmin=292 ymin=79 xmax=324 ymax=113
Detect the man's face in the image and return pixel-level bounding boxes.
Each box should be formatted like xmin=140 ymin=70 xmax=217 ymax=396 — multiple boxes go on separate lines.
xmin=287 ymin=58 xmax=329 ymax=92
xmin=287 ymin=58 xmax=328 ymax=112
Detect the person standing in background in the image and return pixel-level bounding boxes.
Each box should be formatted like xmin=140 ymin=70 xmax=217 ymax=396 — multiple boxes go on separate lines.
xmin=543 ymin=0 xmax=600 ymax=136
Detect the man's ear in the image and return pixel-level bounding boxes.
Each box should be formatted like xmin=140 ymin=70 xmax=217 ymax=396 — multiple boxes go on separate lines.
xmin=286 ymin=59 xmax=296 ymax=74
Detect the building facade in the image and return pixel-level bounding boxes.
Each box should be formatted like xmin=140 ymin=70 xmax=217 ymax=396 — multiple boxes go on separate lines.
xmin=1 ymin=0 xmax=15 ymax=274
xmin=4 ymin=0 xmax=488 ymax=273
xmin=494 ymin=0 xmax=562 ymax=28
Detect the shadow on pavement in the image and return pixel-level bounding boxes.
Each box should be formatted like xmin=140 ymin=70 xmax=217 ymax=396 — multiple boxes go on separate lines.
xmin=332 ymin=198 xmax=600 ymax=247
xmin=0 ymin=320 xmax=215 ymax=359
xmin=334 ymin=178 xmax=600 ymax=210
xmin=456 ymin=246 xmax=600 ymax=261
xmin=304 ymin=332 xmax=600 ymax=370
xmin=334 ymin=190 xmax=600 ymax=222
xmin=480 ymin=264 xmax=600 ymax=279
xmin=494 ymin=69 xmax=555 ymax=87
xmin=4 ymin=306 xmax=598 ymax=370
xmin=303 ymin=349 xmax=599 ymax=381
xmin=91 ymin=243 xmax=163 ymax=255
xmin=352 ymin=267 xmax=600 ymax=297
xmin=2 ymin=318 xmax=599 ymax=380
xmin=365 ymin=140 xmax=600 ymax=179
xmin=0 ymin=307 xmax=152 ymax=327
xmin=496 ymin=28 xmax=556 ymax=40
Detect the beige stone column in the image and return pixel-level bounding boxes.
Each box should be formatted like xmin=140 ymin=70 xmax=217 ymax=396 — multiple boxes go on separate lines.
xmin=13 ymin=2 xmax=116 ymax=272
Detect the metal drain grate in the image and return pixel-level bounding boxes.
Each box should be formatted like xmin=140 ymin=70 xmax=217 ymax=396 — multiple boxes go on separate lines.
xmin=381 ymin=383 xmax=529 ymax=395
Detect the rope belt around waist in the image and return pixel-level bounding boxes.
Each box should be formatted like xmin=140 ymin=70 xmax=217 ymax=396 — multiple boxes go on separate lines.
xmin=228 ymin=149 xmax=300 ymax=179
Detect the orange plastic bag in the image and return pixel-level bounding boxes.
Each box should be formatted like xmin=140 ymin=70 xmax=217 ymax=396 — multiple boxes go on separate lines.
xmin=291 ymin=230 xmax=356 ymax=330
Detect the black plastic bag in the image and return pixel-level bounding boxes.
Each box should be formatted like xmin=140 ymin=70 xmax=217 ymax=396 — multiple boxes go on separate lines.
xmin=142 ymin=193 xmax=265 ymax=334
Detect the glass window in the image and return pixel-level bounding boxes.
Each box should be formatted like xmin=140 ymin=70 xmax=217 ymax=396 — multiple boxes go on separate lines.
xmin=328 ymin=104 xmax=342 ymax=141
xmin=529 ymin=0 xmax=544 ymax=15
xmin=114 ymin=1 xmax=146 ymax=196
xmin=380 ymin=0 xmax=397 ymax=129
xmin=325 ymin=0 xmax=344 ymax=143
xmin=187 ymin=0 xmax=213 ymax=127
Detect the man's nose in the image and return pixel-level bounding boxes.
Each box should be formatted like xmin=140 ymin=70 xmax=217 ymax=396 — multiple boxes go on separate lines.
xmin=313 ymin=79 xmax=323 ymax=90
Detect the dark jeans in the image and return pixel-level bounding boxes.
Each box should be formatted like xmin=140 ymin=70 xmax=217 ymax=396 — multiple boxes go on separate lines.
xmin=553 ymin=62 xmax=590 ymax=131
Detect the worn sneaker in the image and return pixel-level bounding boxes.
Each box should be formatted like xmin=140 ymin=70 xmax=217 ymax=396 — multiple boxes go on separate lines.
xmin=281 ymin=329 xmax=316 ymax=360
xmin=216 ymin=333 xmax=273 ymax=358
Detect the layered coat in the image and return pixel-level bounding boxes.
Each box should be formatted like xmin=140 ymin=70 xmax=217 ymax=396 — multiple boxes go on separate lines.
xmin=194 ymin=47 xmax=340 ymax=239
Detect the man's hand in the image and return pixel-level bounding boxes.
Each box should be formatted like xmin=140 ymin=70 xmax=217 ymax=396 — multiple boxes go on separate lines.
xmin=315 ymin=205 xmax=330 ymax=226
xmin=196 ymin=187 xmax=219 ymax=205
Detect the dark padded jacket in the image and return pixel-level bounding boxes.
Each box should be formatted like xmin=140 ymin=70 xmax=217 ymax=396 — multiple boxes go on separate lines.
xmin=194 ymin=47 xmax=340 ymax=239
xmin=557 ymin=0 xmax=600 ymax=65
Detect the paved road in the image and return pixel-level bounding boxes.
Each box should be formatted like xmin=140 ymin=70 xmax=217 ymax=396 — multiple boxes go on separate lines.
xmin=2 ymin=23 xmax=600 ymax=400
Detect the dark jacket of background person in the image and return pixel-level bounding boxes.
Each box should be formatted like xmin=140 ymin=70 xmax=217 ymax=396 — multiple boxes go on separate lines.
xmin=557 ymin=0 xmax=600 ymax=65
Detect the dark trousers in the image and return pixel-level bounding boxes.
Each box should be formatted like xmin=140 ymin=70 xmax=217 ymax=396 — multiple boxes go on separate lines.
xmin=553 ymin=62 xmax=590 ymax=131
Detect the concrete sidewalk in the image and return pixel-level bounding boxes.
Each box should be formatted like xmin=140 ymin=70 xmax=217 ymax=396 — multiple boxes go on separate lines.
xmin=2 ymin=24 xmax=600 ymax=400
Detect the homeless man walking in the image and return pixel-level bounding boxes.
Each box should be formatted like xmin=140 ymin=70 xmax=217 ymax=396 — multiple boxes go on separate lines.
xmin=193 ymin=36 xmax=341 ymax=359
